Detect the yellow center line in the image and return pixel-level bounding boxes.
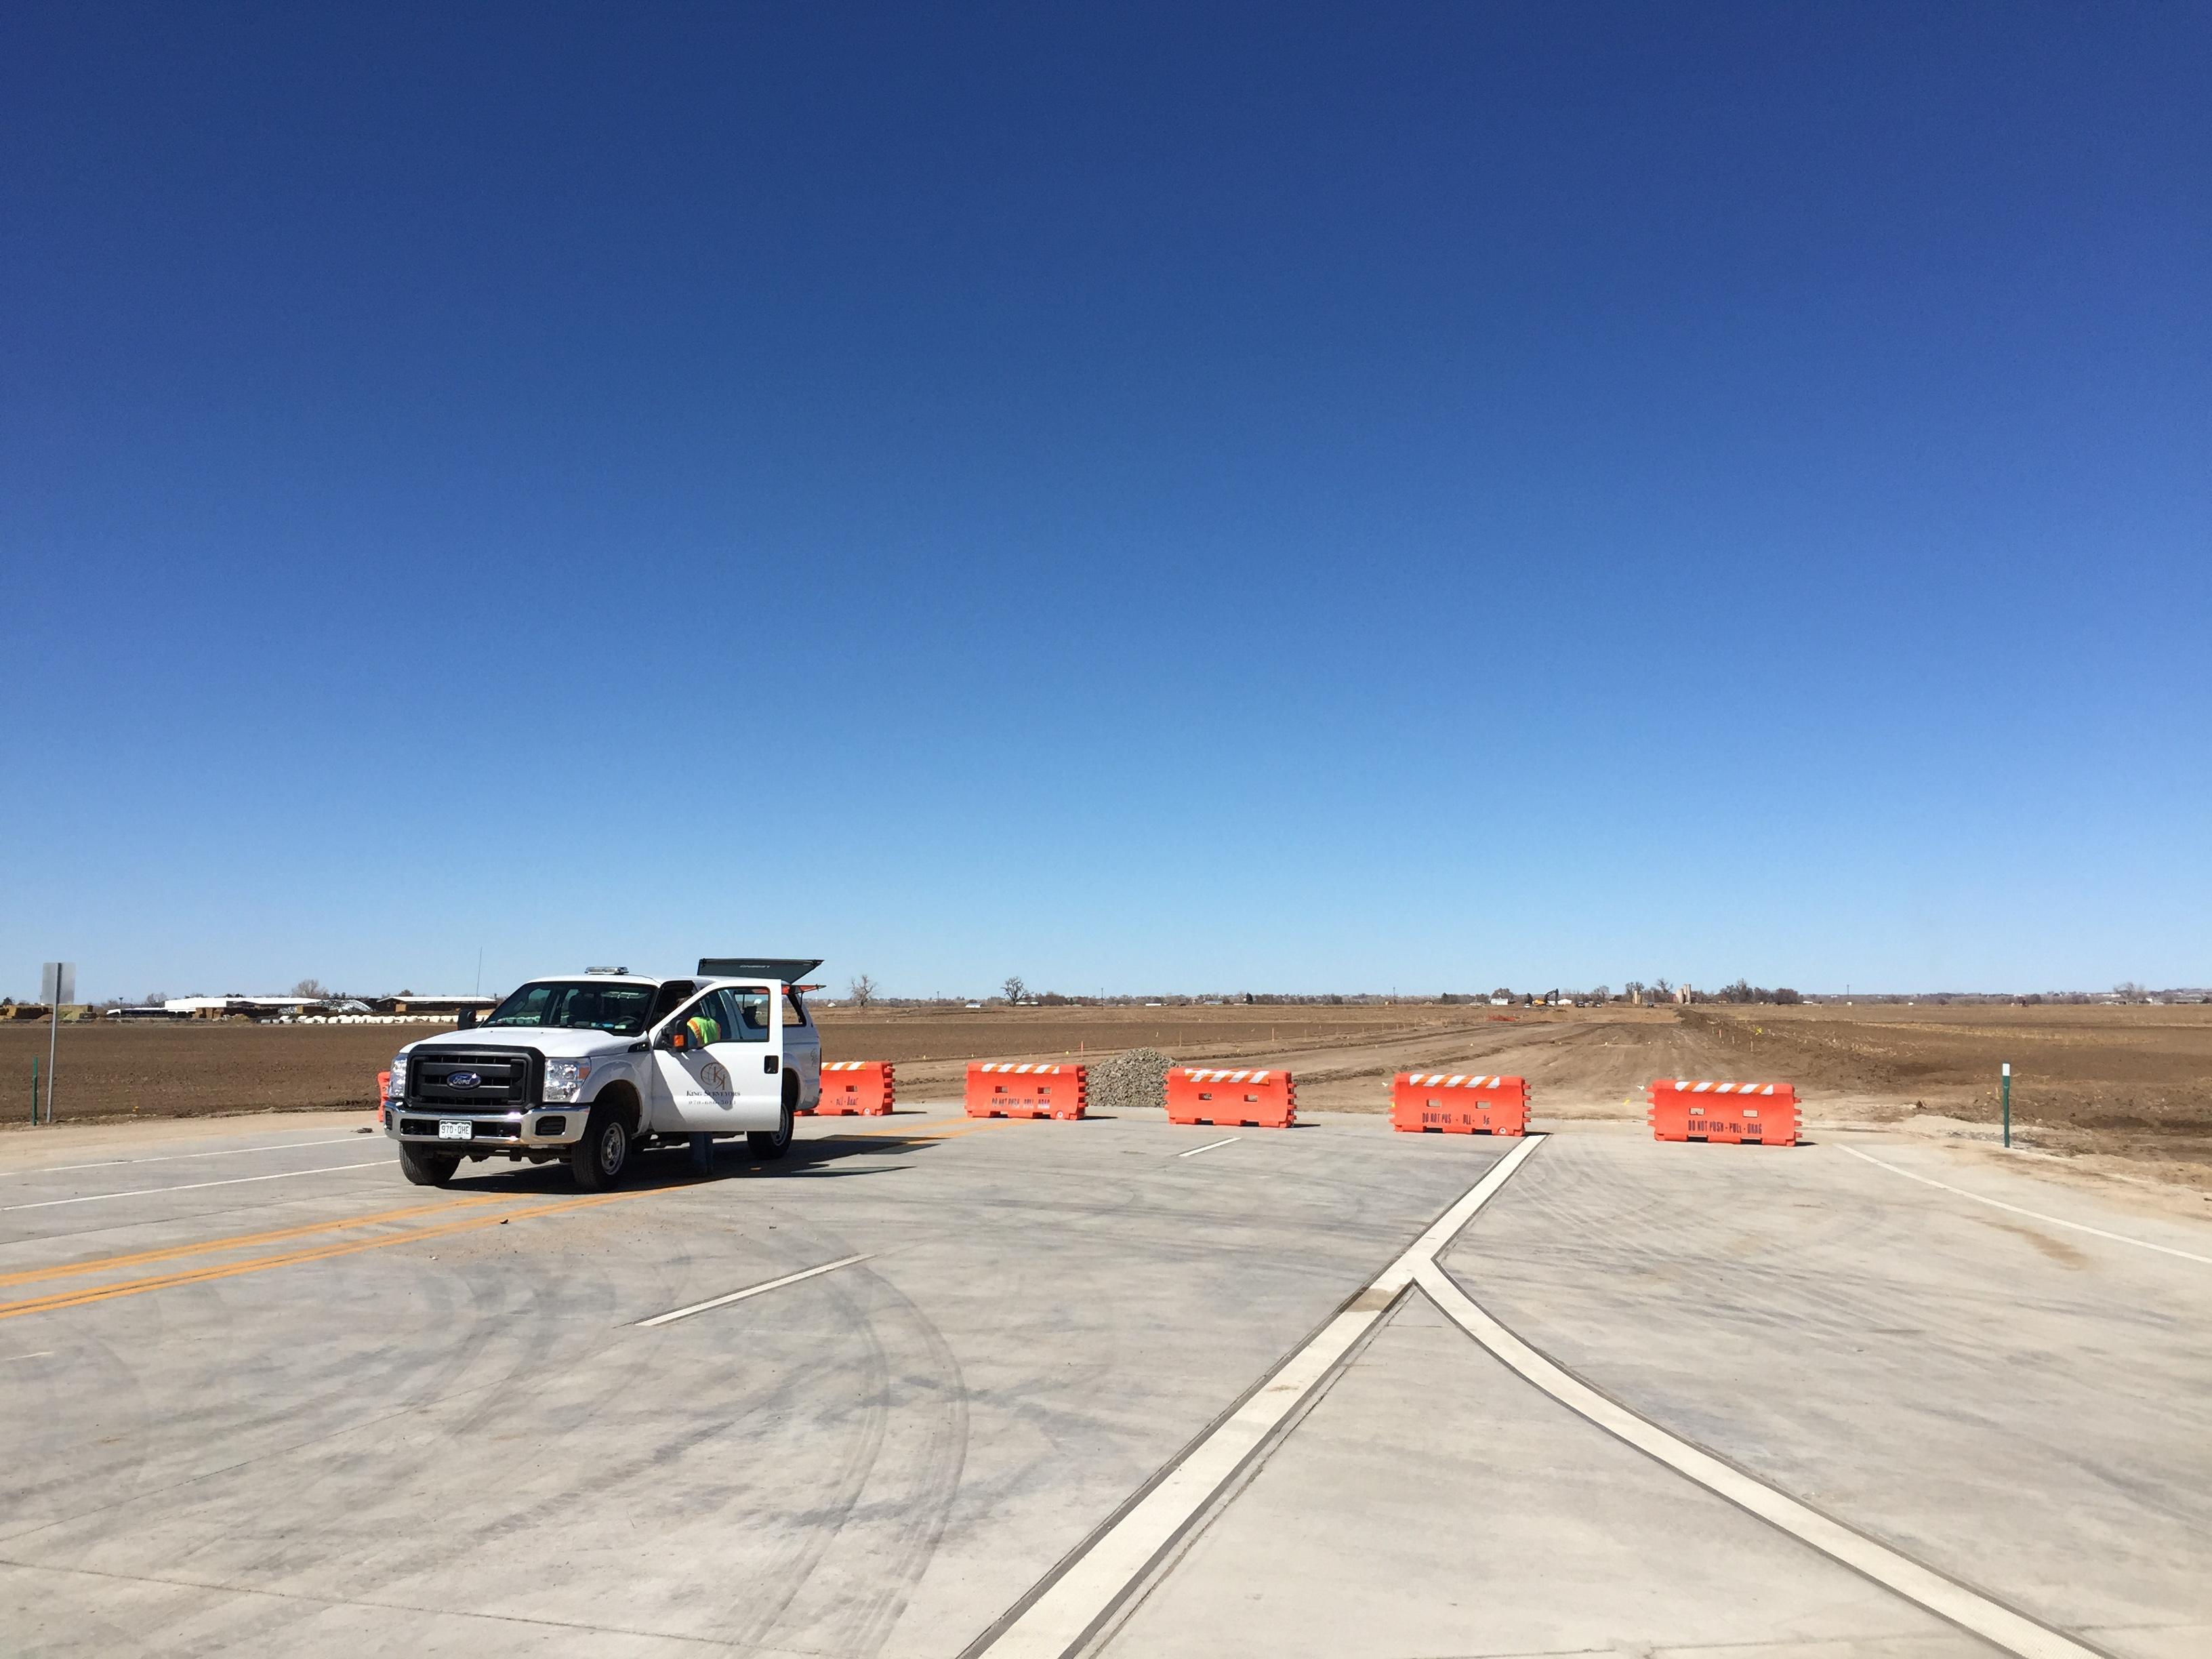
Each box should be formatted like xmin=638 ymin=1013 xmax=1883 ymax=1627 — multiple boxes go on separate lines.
xmin=902 ymin=1120 xmax=1017 ymax=1141
xmin=0 ymin=1189 xmax=647 ymax=1324
xmin=819 ymin=1113 xmax=974 ymax=1138
xmin=3 ymin=1114 xmax=1026 ymax=1325
xmin=0 ymin=1195 xmax=512 ymax=1291
xmin=821 ymin=1114 xmax=1027 ymax=1143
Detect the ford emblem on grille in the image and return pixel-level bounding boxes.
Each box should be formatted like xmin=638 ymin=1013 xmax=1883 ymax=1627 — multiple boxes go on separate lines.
xmin=448 ymin=1071 xmax=481 ymax=1088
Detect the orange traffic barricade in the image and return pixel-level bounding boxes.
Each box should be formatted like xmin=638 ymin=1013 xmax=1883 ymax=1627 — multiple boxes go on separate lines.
xmin=376 ymin=1069 xmax=390 ymax=1128
xmin=1647 ymin=1079 xmax=1800 ymax=1146
xmin=812 ymin=1061 xmax=895 ymax=1116
xmin=1391 ymin=1073 xmax=1528 ymax=1136
xmin=1165 ymin=1067 xmax=1296 ymax=1129
xmin=965 ymin=1062 xmax=1088 ymax=1120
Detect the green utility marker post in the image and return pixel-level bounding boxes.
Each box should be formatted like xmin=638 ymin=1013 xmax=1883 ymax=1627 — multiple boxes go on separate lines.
xmin=2001 ymin=1061 xmax=2011 ymax=1148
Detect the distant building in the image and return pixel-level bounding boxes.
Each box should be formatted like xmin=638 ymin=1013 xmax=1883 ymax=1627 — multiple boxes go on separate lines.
xmin=367 ymin=995 xmax=500 ymax=1017
xmin=165 ymin=996 xmax=321 ymax=1019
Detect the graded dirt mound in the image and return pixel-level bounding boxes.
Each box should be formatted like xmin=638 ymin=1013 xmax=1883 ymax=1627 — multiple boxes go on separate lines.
xmin=1086 ymin=1047 xmax=1173 ymax=1113
xmin=1276 ymin=1007 xmax=1813 ymax=1113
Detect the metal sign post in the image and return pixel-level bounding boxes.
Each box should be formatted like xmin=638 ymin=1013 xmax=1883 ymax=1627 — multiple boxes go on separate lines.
xmin=2001 ymin=1061 xmax=2011 ymax=1148
xmin=39 ymin=962 xmax=75 ymax=1127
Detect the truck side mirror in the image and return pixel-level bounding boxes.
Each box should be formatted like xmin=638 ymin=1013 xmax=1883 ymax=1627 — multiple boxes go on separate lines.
xmin=662 ymin=1027 xmax=689 ymax=1051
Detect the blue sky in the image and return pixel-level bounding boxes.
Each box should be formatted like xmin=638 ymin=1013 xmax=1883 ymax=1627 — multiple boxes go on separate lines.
xmin=3 ymin=3 xmax=2206 ymax=1001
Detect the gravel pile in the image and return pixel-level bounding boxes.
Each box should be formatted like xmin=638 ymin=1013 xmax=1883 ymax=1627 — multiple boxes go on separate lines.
xmin=1086 ymin=1047 xmax=1174 ymax=1113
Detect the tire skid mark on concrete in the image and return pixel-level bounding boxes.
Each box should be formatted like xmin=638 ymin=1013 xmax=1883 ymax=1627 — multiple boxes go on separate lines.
xmin=186 ymin=1203 xmax=782 ymax=1637
xmin=5 ymin=1285 xmax=519 ymax=1608
xmin=0 ymin=1160 xmax=395 ymax=1214
xmin=0 ymin=1242 xmax=520 ymax=1528
xmin=807 ymin=1263 xmax=975 ymax=1658
xmin=0 ymin=1551 xmax=789 ymax=1653
xmin=708 ymin=1256 xmax=899 ymax=1651
xmin=0 ymin=1190 xmax=636 ymax=1323
xmin=1 ymin=1135 xmax=377 ymax=1181
xmin=1840 ymin=1145 xmax=2212 ymax=1268
xmin=0 ymin=1195 xmax=514 ymax=1292
xmin=1461 ymin=1137 xmax=2028 ymax=1374
xmin=3 ymin=1190 xmax=716 ymax=1635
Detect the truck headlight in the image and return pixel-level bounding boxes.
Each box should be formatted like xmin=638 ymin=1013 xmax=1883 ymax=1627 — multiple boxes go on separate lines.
xmin=385 ymin=1058 xmax=407 ymax=1100
xmin=542 ymin=1059 xmax=593 ymax=1103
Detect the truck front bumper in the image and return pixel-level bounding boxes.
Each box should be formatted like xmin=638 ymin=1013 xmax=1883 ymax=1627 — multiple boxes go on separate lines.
xmin=385 ymin=1106 xmax=586 ymax=1149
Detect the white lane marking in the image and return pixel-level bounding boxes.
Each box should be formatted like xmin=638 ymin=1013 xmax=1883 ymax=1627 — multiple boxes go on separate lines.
xmin=635 ymin=1253 xmax=873 ymax=1328
xmin=0 ymin=1161 xmax=393 ymax=1212
xmin=980 ymin=1135 xmax=1546 ymax=1658
xmin=3 ymin=1351 xmax=54 ymax=1364
xmin=1841 ymin=1145 xmax=2212 ymax=1268
xmin=1174 ymin=1136 xmax=1240 ymax=1159
xmin=10 ymin=1136 xmax=369 ymax=1177
xmin=1416 ymin=1261 xmax=2099 ymax=1659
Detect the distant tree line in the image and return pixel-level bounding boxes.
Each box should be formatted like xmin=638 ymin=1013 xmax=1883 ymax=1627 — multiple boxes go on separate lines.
xmin=1705 ymin=980 xmax=1803 ymax=1005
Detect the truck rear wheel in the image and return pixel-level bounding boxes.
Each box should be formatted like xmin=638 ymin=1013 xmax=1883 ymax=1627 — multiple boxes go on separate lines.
xmin=747 ymin=1079 xmax=796 ymax=1161
xmin=571 ymin=1105 xmax=631 ymax=1191
xmin=398 ymin=1143 xmax=459 ymax=1187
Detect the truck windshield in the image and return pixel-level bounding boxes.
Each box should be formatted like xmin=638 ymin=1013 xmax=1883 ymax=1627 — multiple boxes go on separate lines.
xmin=484 ymin=982 xmax=656 ymax=1036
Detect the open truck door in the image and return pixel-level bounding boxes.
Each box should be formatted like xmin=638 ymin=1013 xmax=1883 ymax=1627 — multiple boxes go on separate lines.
xmin=651 ymin=985 xmax=783 ymax=1134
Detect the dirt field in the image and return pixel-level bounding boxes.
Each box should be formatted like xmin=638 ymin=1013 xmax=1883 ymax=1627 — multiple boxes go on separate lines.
xmin=6 ymin=1000 xmax=2208 ymax=1177
xmin=0 ymin=1020 xmax=419 ymax=1123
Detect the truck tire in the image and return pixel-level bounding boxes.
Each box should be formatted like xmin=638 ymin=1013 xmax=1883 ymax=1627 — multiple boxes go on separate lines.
xmin=398 ymin=1143 xmax=460 ymax=1187
xmin=748 ymin=1077 xmax=797 ymax=1160
xmin=571 ymin=1103 xmax=631 ymax=1191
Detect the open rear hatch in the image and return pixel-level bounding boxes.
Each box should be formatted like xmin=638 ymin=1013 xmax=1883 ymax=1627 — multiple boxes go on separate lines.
xmin=697 ymin=957 xmax=824 ymax=984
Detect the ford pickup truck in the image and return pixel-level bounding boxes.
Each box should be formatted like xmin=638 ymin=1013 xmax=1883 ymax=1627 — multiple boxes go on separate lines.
xmin=382 ymin=958 xmax=824 ymax=1189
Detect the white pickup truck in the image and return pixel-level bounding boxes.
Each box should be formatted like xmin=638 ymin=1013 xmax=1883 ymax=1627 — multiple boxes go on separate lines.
xmin=382 ymin=958 xmax=824 ymax=1189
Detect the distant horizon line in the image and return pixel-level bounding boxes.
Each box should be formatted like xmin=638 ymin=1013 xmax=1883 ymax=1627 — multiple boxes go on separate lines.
xmin=10 ymin=984 xmax=2206 ymax=1009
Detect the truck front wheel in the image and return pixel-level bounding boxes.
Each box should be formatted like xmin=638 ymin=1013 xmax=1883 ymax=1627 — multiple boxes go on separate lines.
xmin=398 ymin=1143 xmax=460 ymax=1187
xmin=571 ymin=1105 xmax=631 ymax=1191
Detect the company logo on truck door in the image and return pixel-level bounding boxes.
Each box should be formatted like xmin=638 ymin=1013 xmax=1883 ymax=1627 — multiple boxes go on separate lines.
xmin=448 ymin=1072 xmax=481 ymax=1088
xmin=699 ymin=1061 xmax=731 ymax=1092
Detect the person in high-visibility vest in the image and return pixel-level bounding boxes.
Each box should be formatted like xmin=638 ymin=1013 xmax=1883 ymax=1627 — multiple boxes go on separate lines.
xmin=684 ymin=1005 xmax=722 ymax=1172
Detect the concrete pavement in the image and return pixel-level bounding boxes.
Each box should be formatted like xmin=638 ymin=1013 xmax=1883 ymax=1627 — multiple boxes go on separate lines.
xmin=0 ymin=1109 xmax=2207 ymax=1657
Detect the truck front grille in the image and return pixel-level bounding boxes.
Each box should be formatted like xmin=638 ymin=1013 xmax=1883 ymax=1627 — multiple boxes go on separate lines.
xmin=409 ymin=1048 xmax=539 ymax=1109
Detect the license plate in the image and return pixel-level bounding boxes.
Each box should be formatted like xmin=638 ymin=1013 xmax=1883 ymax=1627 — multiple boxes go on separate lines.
xmin=437 ymin=1120 xmax=472 ymax=1141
